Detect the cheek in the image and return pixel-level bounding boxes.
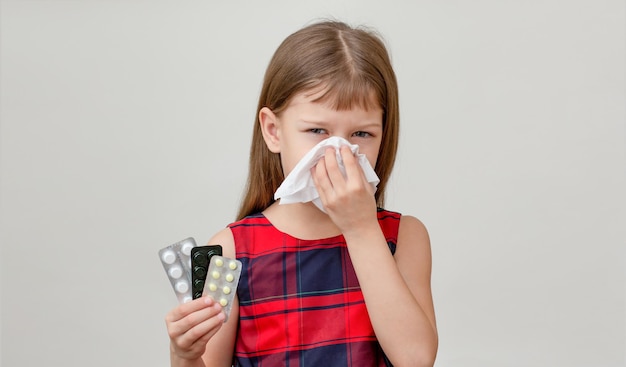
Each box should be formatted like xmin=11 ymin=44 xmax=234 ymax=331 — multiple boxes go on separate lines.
xmin=364 ymin=152 xmax=378 ymax=169
xmin=359 ymin=142 xmax=381 ymax=169
xmin=279 ymin=145 xmax=315 ymax=177
xmin=280 ymin=158 xmax=296 ymax=177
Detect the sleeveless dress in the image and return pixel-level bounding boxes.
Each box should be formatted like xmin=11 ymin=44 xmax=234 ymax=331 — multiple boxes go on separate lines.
xmin=229 ymin=208 xmax=401 ymax=367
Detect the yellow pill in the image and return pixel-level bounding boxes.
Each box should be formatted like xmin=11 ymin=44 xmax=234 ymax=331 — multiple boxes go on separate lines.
xmin=212 ymin=271 xmax=220 ymax=280
xmin=215 ymin=258 xmax=224 ymax=267
xmin=208 ymin=283 xmax=217 ymax=292
xmin=225 ymin=273 xmax=234 ymax=282
xmin=220 ymin=298 xmax=228 ymax=307
xmin=223 ymin=286 xmax=231 ymax=295
xmin=229 ymin=261 xmax=237 ymax=270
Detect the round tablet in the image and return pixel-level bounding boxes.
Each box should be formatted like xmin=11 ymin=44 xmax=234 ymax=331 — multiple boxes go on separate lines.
xmin=229 ymin=261 xmax=237 ymax=270
xmin=182 ymin=296 xmax=192 ymax=304
xmin=193 ymin=252 xmax=208 ymax=266
xmin=161 ymin=250 xmax=176 ymax=265
xmin=223 ymin=286 xmax=231 ymax=295
xmin=208 ymin=283 xmax=217 ymax=292
xmin=175 ymin=281 xmax=189 ymax=293
xmin=215 ymin=258 xmax=224 ymax=267
xmin=211 ymin=271 xmax=220 ymax=280
xmin=193 ymin=266 xmax=207 ymax=278
xmin=225 ymin=273 xmax=234 ymax=282
xmin=219 ymin=298 xmax=228 ymax=307
xmin=181 ymin=242 xmax=194 ymax=256
xmin=168 ymin=266 xmax=183 ymax=279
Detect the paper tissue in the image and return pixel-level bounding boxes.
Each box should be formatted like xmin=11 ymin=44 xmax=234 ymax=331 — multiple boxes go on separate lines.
xmin=274 ymin=136 xmax=379 ymax=212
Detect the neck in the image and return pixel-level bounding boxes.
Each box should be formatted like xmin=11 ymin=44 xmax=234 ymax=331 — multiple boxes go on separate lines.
xmin=262 ymin=201 xmax=341 ymax=240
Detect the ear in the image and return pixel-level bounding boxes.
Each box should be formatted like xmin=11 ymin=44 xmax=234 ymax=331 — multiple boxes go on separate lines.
xmin=259 ymin=107 xmax=281 ymax=153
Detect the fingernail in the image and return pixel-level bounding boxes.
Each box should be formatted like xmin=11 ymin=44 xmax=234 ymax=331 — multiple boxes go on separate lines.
xmin=204 ymin=296 xmax=214 ymax=305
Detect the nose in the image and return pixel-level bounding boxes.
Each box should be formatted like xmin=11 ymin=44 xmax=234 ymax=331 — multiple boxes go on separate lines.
xmin=330 ymin=135 xmax=352 ymax=143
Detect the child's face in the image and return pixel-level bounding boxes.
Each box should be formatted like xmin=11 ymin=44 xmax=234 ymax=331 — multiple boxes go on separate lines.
xmin=264 ymin=89 xmax=384 ymax=178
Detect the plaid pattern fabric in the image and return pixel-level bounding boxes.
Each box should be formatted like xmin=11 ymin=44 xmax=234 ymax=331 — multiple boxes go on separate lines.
xmin=229 ymin=209 xmax=401 ymax=367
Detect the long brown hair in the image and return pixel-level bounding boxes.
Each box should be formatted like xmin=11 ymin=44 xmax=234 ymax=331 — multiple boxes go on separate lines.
xmin=237 ymin=20 xmax=399 ymax=220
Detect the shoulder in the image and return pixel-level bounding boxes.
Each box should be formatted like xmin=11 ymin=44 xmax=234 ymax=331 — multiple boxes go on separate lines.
xmin=398 ymin=215 xmax=430 ymax=243
xmin=396 ymin=214 xmax=432 ymax=268
xmin=206 ymin=227 xmax=236 ymax=258
xmin=376 ymin=209 xmax=430 ymax=256
xmin=208 ymin=214 xmax=266 ymax=258
xmin=376 ymin=209 xmax=428 ymax=240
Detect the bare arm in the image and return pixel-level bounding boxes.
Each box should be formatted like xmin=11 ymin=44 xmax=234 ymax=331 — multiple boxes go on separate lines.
xmin=343 ymin=215 xmax=438 ymax=367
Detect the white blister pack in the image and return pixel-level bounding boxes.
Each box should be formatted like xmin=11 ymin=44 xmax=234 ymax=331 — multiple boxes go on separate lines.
xmin=202 ymin=255 xmax=242 ymax=321
xmin=158 ymin=237 xmax=197 ymax=303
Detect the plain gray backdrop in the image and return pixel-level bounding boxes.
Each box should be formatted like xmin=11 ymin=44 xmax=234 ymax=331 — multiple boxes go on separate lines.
xmin=1 ymin=1 xmax=624 ymax=366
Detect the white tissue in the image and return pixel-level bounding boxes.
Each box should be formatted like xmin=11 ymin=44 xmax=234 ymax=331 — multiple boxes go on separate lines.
xmin=274 ymin=136 xmax=380 ymax=212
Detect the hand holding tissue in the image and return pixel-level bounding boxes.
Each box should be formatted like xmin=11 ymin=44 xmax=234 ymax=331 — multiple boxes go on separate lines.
xmin=274 ymin=136 xmax=380 ymax=212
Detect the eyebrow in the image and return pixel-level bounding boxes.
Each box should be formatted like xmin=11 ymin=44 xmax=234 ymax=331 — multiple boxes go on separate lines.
xmin=299 ymin=119 xmax=382 ymax=129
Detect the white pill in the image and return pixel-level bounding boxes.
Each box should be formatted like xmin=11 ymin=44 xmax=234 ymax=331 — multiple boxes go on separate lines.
xmin=215 ymin=258 xmax=224 ymax=267
xmin=223 ymin=286 xmax=231 ymax=295
xmin=181 ymin=242 xmax=194 ymax=256
xmin=229 ymin=261 xmax=237 ymax=270
xmin=168 ymin=266 xmax=183 ymax=279
xmin=219 ymin=298 xmax=228 ymax=307
xmin=182 ymin=296 xmax=192 ymax=304
xmin=175 ymin=281 xmax=189 ymax=293
xmin=212 ymin=271 xmax=220 ymax=280
xmin=208 ymin=283 xmax=218 ymax=292
xmin=225 ymin=273 xmax=234 ymax=282
xmin=161 ymin=250 xmax=176 ymax=265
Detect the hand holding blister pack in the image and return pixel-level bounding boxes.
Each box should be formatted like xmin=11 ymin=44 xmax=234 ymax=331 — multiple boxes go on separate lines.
xmin=159 ymin=239 xmax=241 ymax=321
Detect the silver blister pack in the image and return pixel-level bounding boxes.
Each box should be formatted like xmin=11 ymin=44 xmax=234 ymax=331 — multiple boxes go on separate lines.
xmin=158 ymin=237 xmax=197 ymax=304
xmin=202 ymin=255 xmax=242 ymax=322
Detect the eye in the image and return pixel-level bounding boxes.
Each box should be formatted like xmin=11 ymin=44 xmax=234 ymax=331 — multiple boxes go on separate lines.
xmin=352 ymin=131 xmax=372 ymax=138
xmin=309 ymin=128 xmax=327 ymax=134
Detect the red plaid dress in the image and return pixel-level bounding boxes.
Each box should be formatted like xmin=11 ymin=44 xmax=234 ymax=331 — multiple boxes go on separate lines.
xmin=229 ymin=209 xmax=400 ymax=367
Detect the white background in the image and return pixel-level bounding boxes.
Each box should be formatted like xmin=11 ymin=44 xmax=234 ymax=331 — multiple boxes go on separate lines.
xmin=1 ymin=1 xmax=624 ymax=366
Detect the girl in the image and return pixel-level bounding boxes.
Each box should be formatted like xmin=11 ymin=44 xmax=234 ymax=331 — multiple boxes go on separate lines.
xmin=165 ymin=20 xmax=438 ymax=367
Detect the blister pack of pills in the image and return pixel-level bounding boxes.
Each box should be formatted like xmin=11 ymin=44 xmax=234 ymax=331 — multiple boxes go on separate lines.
xmin=158 ymin=237 xmax=197 ymax=304
xmin=191 ymin=245 xmax=223 ymax=300
xmin=202 ymin=255 xmax=242 ymax=322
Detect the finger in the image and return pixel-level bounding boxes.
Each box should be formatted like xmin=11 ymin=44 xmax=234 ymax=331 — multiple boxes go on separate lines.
xmin=339 ymin=146 xmax=362 ymax=183
xmin=166 ymin=296 xmax=217 ymax=324
xmin=312 ymin=159 xmax=335 ymax=208
xmin=167 ymin=303 xmax=222 ymax=338
xmin=312 ymin=158 xmax=330 ymax=191
xmin=173 ymin=303 xmax=225 ymax=348
xmin=340 ymin=147 xmax=374 ymax=195
xmin=323 ymin=147 xmax=346 ymax=188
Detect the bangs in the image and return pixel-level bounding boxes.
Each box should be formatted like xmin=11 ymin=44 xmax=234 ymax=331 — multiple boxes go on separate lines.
xmin=307 ymin=74 xmax=384 ymax=111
